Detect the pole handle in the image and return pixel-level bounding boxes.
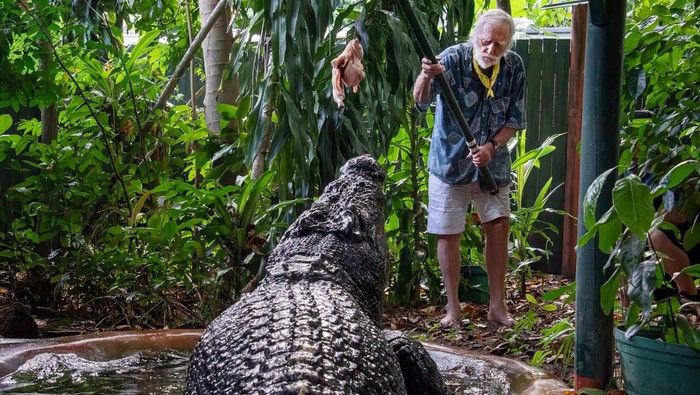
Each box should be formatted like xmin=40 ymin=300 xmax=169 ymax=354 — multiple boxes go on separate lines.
xmin=397 ymin=0 xmax=499 ymax=195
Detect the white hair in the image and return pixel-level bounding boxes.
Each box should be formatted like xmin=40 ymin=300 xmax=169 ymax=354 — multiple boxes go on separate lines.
xmin=471 ymin=9 xmax=516 ymax=52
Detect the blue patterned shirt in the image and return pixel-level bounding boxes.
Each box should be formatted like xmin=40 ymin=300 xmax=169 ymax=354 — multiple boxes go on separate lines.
xmin=416 ymin=42 xmax=526 ymax=186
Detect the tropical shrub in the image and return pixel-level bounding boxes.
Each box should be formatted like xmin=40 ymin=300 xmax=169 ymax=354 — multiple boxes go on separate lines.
xmin=0 ymin=0 xmax=577 ymax=333
xmin=383 ymin=109 xmax=436 ymax=305
xmin=509 ymin=130 xmax=566 ymax=291
xmin=0 ymin=15 xmax=299 ymax=326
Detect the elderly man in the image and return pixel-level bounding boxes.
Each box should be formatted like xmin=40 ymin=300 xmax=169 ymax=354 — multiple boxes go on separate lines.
xmin=413 ymin=9 xmax=526 ymax=327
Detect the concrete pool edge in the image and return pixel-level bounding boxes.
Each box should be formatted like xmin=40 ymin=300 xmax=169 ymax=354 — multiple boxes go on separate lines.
xmin=0 ymin=329 xmax=203 ymax=378
xmin=1 ymin=329 xmax=571 ymax=394
xmin=422 ymin=342 xmax=571 ymax=395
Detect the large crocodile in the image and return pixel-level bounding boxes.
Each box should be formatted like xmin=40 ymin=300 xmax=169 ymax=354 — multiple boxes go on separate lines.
xmin=184 ymin=155 xmax=447 ymax=394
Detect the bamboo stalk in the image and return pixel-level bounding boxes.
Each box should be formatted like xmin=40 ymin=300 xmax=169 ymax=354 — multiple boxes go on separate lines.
xmin=153 ymin=0 xmax=228 ymax=112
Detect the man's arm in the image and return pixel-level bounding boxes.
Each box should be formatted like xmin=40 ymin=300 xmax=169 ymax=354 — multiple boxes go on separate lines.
xmin=412 ymin=57 xmax=445 ymax=106
xmin=472 ymin=127 xmax=517 ymax=166
xmin=489 ymin=127 xmax=517 ymax=153
xmin=492 ymin=127 xmax=517 ymax=148
xmin=413 ymin=73 xmax=433 ymax=105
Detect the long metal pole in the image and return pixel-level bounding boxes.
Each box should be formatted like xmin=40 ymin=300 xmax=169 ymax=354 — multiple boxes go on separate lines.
xmin=396 ymin=0 xmax=498 ymax=194
xmin=574 ymin=0 xmax=627 ymax=390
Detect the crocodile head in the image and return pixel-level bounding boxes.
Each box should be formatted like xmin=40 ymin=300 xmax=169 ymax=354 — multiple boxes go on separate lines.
xmin=265 ymin=155 xmax=388 ymax=325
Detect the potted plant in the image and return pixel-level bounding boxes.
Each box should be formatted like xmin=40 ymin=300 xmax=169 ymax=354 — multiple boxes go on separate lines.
xmin=581 ymin=161 xmax=700 ymax=395
xmin=580 ymin=158 xmax=700 ymax=395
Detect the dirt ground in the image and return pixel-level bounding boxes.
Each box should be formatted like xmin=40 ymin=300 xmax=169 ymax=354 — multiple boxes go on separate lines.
xmin=383 ymin=274 xmax=579 ymax=387
xmin=383 ymin=272 xmax=700 ymax=392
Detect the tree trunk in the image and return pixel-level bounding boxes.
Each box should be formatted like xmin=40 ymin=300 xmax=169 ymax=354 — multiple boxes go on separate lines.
xmin=38 ymin=37 xmax=57 ymax=144
xmin=496 ymin=0 xmax=512 ymax=15
xmin=562 ymin=4 xmax=588 ymax=279
xmin=38 ymin=36 xmax=57 ymax=268
xmin=40 ymin=104 xmax=57 ymax=144
xmin=200 ymin=0 xmax=238 ymax=135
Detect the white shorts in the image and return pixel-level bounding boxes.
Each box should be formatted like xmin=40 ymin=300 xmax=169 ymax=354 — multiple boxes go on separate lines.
xmin=427 ymin=173 xmax=511 ymax=235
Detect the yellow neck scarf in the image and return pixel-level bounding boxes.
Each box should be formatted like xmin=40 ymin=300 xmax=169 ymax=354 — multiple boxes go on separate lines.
xmin=472 ymin=49 xmax=500 ymax=98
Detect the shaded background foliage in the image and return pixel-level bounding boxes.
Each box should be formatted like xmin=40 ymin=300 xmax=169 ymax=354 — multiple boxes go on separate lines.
xmin=4 ymin=0 xmax=694 ymax=338
xmin=0 ymin=0 xmax=491 ymax=328
xmin=619 ymin=1 xmax=700 ymax=211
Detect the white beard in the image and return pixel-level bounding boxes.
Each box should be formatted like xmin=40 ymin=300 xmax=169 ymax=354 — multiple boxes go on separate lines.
xmin=474 ymin=51 xmax=500 ymax=69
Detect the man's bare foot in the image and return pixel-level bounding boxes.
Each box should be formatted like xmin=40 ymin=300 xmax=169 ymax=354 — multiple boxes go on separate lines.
xmin=440 ymin=304 xmax=462 ymax=328
xmin=487 ymin=305 xmax=515 ymax=327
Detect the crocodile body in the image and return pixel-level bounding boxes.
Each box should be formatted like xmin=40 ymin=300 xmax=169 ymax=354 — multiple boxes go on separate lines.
xmin=184 ymin=155 xmax=447 ymax=394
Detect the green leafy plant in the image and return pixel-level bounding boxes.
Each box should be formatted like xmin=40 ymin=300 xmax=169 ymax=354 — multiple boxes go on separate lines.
xmin=581 ymin=161 xmax=699 ymax=347
xmin=504 ymin=281 xmax=575 ymax=378
xmin=619 ymin=1 xmax=700 ymax=179
xmin=0 ymin=5 xmax=305 ymax=327
xmin=384 ymin=109 xmax=436 ymax=305
xmin=509 ymin=130 xmax=567 ymax=294
xmin=535 ymin=319 xmax=574 ymax=374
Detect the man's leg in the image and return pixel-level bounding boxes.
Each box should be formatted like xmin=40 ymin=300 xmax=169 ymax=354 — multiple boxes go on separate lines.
xmin=437 ymin=233 xmax=463 ymax=327
xmin=482 ymin=216 xmax=514 ymax=326
xmin=427 ymin=174 xmax=471 ymax=327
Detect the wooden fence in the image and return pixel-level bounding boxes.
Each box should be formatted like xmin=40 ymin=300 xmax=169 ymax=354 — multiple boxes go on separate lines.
xmin=514 ymin=31 xmax=572 ymax=274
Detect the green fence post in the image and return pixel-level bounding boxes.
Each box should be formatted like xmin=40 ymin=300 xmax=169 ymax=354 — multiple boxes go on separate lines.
xmin=574 ymin=0 xmax=627 ymax=390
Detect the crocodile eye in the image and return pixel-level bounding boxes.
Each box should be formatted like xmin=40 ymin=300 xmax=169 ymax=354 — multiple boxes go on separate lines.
xmin=336 ymin=208 xmax=365 ymax=242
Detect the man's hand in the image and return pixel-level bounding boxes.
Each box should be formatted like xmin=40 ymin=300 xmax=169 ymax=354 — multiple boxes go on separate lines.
xmin=469 ymin=144 xmax=494 ymax=167
xmin=471 ymin=128 xmax=515 ymax=167
xmin=420 ymin=57 xmax=445 ymax=79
